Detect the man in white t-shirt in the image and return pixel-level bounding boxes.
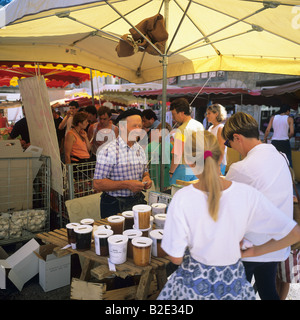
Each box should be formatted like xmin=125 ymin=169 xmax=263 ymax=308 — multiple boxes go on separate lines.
xmin=169 ymin=98 xmax=204 ymax=184
xmin=222 ymin=112 xmax=293 ymax=300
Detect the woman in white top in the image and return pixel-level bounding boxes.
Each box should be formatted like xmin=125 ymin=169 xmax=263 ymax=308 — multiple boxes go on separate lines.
xmin=206 ymin=103 xmax=227 ymax=175
xmin=264 ymin=105 xmax=294 ymax=167
xmin=157 ymin=131 xmax=300 ymax=300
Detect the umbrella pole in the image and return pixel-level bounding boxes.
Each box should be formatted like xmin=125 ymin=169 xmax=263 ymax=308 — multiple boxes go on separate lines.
xmin=160 ymin=55 xmax=168 ymax=192
xmin=90 ymin=69 xmax=95 ymax=106
xmin=160 ymin=0 xmax=170 ymax=192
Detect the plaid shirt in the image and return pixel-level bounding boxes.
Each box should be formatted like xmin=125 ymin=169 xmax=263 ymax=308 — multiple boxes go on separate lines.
xmin=94 ymin=136 xmax=148 ymax=197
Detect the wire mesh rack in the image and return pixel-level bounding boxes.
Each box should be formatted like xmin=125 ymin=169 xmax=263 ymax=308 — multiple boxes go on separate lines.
xmin=50 ymin=161 xmax=97 ymax=228
xmin=0 ymin=155 xmax=51 ymax=245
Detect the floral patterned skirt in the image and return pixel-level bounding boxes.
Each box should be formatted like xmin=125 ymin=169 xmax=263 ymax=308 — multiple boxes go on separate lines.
xmin=157 ymin=252 xmax=256 ymax=300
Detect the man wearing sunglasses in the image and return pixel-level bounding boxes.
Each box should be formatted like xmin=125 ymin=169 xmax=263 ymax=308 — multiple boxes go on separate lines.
xmin=222 ymin=112 xmax=293 ymax=300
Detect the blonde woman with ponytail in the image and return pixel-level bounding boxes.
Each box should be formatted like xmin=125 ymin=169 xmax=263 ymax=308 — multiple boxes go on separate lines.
xmin=158 ymin=130 xmax=300 ymax=300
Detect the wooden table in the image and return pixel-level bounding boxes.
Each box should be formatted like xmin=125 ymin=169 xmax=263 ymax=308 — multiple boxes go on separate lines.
xmin=36 ymin=219 xmax=172 ymax=300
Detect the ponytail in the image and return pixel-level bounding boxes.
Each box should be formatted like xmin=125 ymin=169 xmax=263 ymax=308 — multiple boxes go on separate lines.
xmin=187 ymin=130 xmax=223 ymax=221
xmin=203 ymin=132 xmax=222 ymax=221
xmin=202 ymin=155 xmax=221 ymax=221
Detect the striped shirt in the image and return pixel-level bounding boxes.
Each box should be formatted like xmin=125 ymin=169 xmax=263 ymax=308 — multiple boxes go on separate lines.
xmin=93 ymin=136 xmax=148 ymax=197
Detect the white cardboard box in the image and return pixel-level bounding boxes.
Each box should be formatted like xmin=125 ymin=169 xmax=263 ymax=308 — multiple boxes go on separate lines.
xmin=0 ymin=238 xmax=40 ymax=290
xmin=35 ymin=244 xmax=71 ymax=292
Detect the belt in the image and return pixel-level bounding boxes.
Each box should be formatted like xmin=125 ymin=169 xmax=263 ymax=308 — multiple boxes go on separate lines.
xmin=102 ymin=192 xmax=140 ymax=200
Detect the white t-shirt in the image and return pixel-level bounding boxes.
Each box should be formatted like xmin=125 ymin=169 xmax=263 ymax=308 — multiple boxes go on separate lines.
xmin=208 ymin=123 xmax=227 ymax=165
xmin=226 ymin=143 xmax=293 ymax=262
xmin=161 ymin=182 xmax=295 ymax=266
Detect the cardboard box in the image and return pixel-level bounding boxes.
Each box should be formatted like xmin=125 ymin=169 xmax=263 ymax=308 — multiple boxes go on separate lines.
xmin=35 ymin=244 xmax=71 ymax=292
xmin=0 ymin=238 xmax=40 ymax=290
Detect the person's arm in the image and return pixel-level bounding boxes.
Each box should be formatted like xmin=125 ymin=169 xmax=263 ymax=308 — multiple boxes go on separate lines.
xmin=64 ymin=132 xmax=75 ymax=164
xmin=58 ymin=112 xmax=71 ymax=130
xmin=263 ymin=116 xmax=274 ymax=142
xmin=87 ymin=122 xmax=95 ymax=141
xmin=217 ymin=126 xmax=226 ymax=155
xmin=114 ymin=126 xmax=119 ymax=138
xmin=142 ymin=171 xmax=152 ymax=189
xmin=242 ymin=225 xmax=300 ymax=258
xmin=80 ymin=129 xmax=91 ymax=151
xmin=169 ymin=132 xmax=183 ymax=176
xmin=93 ymin=178 xmax=145 ymax=193
xmin=288 ymin=117 xmax=294 ymax=138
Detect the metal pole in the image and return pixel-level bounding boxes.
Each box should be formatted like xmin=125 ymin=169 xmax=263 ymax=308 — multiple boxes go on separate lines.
xmin=90 ymin=69 xmax=95 ymax=106
xmin=160 ymin=0 xmax=170 ymax=192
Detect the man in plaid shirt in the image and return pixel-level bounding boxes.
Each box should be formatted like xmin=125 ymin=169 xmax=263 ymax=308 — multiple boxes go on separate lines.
xmin=93 ymin=109 xmax=152 ymax=218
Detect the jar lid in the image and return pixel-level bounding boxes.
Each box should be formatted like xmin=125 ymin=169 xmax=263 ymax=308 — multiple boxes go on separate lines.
xmin=149 ymin=229 xmax=164 ymax=240
xmin=94 ymin=229 xmax=113 ymax=238
xmin=80 ymin=218 xmax=94 ymax=224
xmin=151 ymin=203 xmax=167 ymax=208
xmin=132 ymin=237 xmax=153 ymax=247
xmin=121 ymin=211 xmax=134 ymax=218
xmin=107 ymin=234 xmax=128 ymax=244
xmin=107 ymin=215 xmax=125 ymax=222
xmin=123 ymin=229 xmax=142 ymax=238
xmin=97 ymin=224 xmax=112 ymax=230
xmin=66 ymin=223 xmax=81 ymax=229
xmin=74 ymin=225 xmax=93 ymax=234
xmin=132 ymin=204 xmax=151 ymax=212
xmin=154 ymin=214 xmax=167 ymax=220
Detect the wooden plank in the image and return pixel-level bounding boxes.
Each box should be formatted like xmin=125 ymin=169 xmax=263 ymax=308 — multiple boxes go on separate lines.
xmin=70 ymin=278 xmax=105 ymax=300
xmin=135 ymin=266 xmax=153 ymax=300
xmin=155 ymin=266 xmax=168 ymax=291
xmin=80 ymin=258 xmax=95 ymax=281
xmin=91 ymin=262 xmax=143 ymax=280
xmin=91 ymin=264 xmax=115 ymax=280
xmin=103 ymin=285 xmax=137 ymax=300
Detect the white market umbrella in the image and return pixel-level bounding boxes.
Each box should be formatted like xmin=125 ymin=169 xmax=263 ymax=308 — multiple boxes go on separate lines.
xmin=1 ymin=0 xmax=300 ymax=189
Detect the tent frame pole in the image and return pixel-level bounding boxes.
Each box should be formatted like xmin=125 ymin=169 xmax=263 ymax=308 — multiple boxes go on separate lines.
xmin=160 ymin=0 xmax=170 ymax=192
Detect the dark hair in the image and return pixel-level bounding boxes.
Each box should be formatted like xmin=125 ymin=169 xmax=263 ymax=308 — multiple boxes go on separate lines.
xmin=142 ymin=109 xmax=157 ymax=121
xmin=72 ymin=111 xmax=88 ymax=126
xmin=222 ymin=112 xmax=259 ymax=141
xmin=98 ymin=106 xmax=112 ymax=118
xmin=69 ymin=101 xmax=79 ymax=109
xmin=85 ymin=105 xmax=98 ymax=116
xmin=115 ymin=108 xmax=142 ymax=123
xmin=278 ymin=104 xmax=291 ymax=114
xmin=170 ymin=98 xmax=191 ymax=115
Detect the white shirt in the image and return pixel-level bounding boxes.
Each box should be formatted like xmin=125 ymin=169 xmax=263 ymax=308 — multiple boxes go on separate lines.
xmin=226 ymin=143 xmax=293 ymax=262
xmin=208 ymin=123 xmax=227 ymax=165
xmin=161 ymin=182 xmax=295 ymax=266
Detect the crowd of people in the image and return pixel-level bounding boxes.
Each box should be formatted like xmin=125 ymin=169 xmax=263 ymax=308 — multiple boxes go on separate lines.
xmin=3 ymin=96 xmax=300 ymax=300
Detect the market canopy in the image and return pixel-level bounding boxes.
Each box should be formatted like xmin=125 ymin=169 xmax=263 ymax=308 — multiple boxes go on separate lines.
xmin=260 ymin=80 xmax=300 ymax=108
xmin=0 ymin=62 xmax=110 ymax=88
xmin=132 ymin=86 xmax=277 ymax=107
xmin=0 ymin=0 xmax=300 ymax=84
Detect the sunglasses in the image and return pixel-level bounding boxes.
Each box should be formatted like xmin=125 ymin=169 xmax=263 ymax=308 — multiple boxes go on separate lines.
xmin=224 ymin=139 xmax=232 ymax=148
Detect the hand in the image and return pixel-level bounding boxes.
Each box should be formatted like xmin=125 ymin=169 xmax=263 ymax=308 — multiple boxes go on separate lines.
xmin=240 ymin=246 xmax=256 ymax=258
xmin=128 ymin=180 xmax=146 ymax=193
xmin=80 ymin=129 xmax=88 ymax=139
xmin=142 ymin=176 xmax=152 ymax=189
